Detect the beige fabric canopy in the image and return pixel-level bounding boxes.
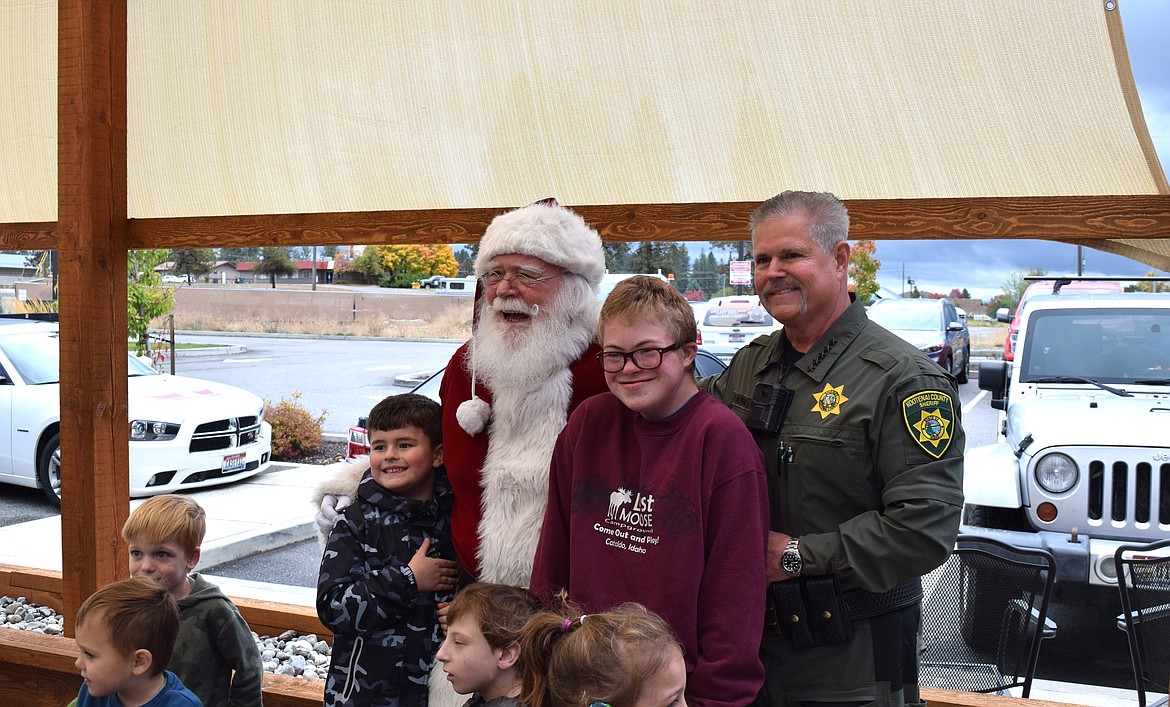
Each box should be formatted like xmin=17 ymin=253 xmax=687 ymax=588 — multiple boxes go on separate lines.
xmin=2 ymin=0 xmax=1167 ymax=261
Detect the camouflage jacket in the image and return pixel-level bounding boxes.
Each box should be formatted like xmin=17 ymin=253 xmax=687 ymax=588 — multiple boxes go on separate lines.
xmin=317 ymin=468 xmax=455 ymax=706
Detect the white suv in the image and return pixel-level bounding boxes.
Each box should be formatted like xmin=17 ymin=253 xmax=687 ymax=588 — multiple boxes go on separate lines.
xmin=965 ymin=291 xmax=1170 ymax=588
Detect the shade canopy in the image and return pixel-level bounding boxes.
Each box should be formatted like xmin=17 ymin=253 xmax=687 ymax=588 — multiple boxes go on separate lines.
xmin=2 ymin=0 xmax=1168 ymax=265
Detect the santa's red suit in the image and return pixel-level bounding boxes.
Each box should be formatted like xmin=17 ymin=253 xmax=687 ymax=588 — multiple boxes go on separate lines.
xmin=439 ymin=338 xmax=607 ymax=583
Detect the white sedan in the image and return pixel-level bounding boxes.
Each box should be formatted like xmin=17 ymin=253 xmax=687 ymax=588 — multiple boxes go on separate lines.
xmin=696 ymin=294 xmax=783 ymax=362
xmin=0 ymin=318 xmax=272 ymax=506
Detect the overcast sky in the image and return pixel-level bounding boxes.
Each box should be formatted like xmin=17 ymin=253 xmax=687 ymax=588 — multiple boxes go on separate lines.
xmin=871 ymin=0 xmax=1170 ymax=300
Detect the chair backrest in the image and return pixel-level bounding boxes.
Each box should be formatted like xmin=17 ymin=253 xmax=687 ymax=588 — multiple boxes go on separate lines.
xmin=920 ymin=535 xmax=1056 ymax=698
xmin=1115 ymin=538 xmax=1170 ymax=707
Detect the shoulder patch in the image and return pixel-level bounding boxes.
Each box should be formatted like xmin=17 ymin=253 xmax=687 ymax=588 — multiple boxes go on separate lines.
xmin=901 ymin=390 xmax=956 ymax=458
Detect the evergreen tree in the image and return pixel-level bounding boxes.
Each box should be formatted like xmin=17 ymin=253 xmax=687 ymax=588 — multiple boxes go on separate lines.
xmin=254 ymin=247 xmax=298 ymax=288
xmin=218 ymin=247 xmax=263 ymax=263
xmin=454 ymin=247 xmax=475 ymax=276
xmin=168 ymin=248 xmax=215 ymax=284
xmin=603 ymin=242 xmax=632 ymax=272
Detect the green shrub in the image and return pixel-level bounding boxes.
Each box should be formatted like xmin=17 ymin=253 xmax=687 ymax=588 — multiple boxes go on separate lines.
xmin=265 ymin=392 xmax=328 ymax=461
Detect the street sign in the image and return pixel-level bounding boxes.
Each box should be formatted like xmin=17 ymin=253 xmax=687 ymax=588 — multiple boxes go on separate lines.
xmin=729 ymin=260 xmax=752 ymax=285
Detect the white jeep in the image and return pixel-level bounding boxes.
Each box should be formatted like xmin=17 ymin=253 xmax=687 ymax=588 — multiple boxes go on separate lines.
xmin=965 ymin=290 xmax=1170 ymax=589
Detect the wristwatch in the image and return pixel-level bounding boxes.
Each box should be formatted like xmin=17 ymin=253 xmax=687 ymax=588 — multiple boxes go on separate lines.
xmin=781 ymin=537 xmax=802 ymax=578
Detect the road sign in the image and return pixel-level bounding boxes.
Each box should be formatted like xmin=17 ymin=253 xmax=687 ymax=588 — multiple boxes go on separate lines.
xmin=730 ymin=260 xmax=752 ymax=285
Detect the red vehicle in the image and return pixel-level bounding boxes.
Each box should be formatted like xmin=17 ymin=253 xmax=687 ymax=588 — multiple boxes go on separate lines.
xmin=998 ymin=279 xmax=1122 ymax=361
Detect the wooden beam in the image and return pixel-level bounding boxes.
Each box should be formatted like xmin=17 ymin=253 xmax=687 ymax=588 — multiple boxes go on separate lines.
xmin=0 ymin=222 xmax=56 ymax=250
xmin=57 ymin=0 xmax=130 ymax=632
xmin=2 ymin=194 xmax=1168 ymax=250
xmin=114 ymin=195 xmax=1170 ymax=249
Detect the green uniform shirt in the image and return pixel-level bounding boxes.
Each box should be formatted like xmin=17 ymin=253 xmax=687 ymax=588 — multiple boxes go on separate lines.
xmin=702 ymin=299 xmax=965 ymax=594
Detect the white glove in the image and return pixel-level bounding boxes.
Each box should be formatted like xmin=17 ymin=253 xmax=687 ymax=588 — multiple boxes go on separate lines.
xmin=316 ymin=493 xmax=353 ymax=537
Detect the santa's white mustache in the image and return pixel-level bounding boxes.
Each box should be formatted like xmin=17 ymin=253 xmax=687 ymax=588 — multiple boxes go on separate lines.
xmin=490 ymin=298 xmax=539 ymax=318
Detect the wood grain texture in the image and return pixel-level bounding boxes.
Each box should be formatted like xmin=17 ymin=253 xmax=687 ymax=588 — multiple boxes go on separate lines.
xmin=56 ymin=0 xmax=131 ymax=634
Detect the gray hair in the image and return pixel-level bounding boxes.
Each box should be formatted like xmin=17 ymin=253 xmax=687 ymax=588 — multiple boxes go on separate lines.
xmin=749 ymin=191 xmax=850 ymax=254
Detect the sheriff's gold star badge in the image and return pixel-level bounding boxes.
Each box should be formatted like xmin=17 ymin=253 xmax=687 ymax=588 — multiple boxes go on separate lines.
xmin=811 ymin=383 xmax=848 ymax=419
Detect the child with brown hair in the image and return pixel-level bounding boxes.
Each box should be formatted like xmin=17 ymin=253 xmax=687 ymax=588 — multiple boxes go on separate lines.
xmin=435 ymin=583 xmax=543 ymax=707
xmin=530 ymin=275 xmax=767 ymax=704
xmin=519 ymin=602 xmax=687 ymax=707
xmin=73 ymin=576 xmax=201 ymax=706
xmin=317 ymin=392 xmax=458 ymax=706
xmin=122 ymin=494 xmax=263 ymax=706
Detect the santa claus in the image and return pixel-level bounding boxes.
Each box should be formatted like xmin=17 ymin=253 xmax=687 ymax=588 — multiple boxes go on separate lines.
xmin=313 ymin=199 xmax=608 ymax=704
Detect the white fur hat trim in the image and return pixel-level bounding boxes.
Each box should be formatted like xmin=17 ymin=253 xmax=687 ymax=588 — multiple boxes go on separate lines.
xmin=456 ymin=396 xmax=492 ymax=436
xmin=475 ymin=202 xmax=605 ymax=289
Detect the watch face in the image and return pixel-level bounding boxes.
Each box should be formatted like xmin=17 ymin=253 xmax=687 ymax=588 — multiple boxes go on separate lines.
xmin=782 ymin=551 xmax=801 ymax=575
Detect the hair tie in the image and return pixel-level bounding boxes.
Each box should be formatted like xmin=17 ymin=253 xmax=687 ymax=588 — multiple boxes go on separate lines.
xmin=561 ymin=619 xmax=572 ymax=633
xmin=579 ymin=614 xmax=588 ymax=624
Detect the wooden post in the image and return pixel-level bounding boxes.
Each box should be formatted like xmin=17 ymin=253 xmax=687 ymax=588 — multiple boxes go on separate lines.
xmin=57 ymin=0 xmax=130 ymax=632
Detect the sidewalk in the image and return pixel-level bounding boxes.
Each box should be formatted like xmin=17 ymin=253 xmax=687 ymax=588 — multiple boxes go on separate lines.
xmin=0 ymin=462 xmax=322 ymax=605
xmin=0 ymin=459 xmax=1143 ymax=707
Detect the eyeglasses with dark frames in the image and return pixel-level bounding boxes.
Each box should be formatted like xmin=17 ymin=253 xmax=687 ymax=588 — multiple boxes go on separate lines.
xmin=481 ymin=270 xmax=566 ymax=289
xmin=596 ymin=343 xmax=683 ymax=373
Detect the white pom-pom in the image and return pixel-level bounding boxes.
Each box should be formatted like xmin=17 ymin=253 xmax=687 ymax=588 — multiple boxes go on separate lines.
xmin=457 ymin=397 xmax=491 ymax=436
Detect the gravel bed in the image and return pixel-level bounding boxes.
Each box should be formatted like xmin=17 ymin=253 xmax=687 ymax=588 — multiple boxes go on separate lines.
xmin=0 ymin=595 xmax=331 ymax=680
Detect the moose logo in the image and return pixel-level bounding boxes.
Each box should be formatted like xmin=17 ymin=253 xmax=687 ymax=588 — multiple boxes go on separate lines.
xmin=608 ymin=488 xmax=633 ymax=519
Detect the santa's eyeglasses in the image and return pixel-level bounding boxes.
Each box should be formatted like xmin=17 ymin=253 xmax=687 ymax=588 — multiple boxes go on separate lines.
xmin=481 ymin=270 xmax=566 ymax=289
xmin=596 ymin=343 xmax=683 ymax=373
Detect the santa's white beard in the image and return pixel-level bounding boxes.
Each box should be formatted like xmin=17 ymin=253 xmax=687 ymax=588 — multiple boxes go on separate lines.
xmin=459 ymin=288 xmax=598 ymax=585
xmin=470 ymin=294 xmax=595 ymax=393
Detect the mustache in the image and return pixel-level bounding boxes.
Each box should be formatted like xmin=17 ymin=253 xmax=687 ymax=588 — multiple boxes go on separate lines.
xmin=489 ymin=297 xmax=539 ymax=317
xmin=759 ymin=280 xmax=800 ymax=296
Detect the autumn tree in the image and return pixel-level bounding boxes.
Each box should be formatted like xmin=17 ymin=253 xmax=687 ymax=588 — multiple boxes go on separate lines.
xmin=999 ymin=268 xmax=1047 ymax=313
xmin=848 ymin=240 xmax=881 ymax=304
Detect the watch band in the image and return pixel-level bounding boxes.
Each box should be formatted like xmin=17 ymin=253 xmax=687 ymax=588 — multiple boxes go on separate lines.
xmin=781 ymin=537 xmax=802 ymax=577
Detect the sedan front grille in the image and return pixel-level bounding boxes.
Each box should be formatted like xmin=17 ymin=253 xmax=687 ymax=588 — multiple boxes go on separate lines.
xmin=190 ymin=417 xmax=263 ymax=453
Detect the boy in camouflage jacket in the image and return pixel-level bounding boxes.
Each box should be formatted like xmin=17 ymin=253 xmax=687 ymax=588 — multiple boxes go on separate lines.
xmin=317 ymin=394 xmax=458 ymax=706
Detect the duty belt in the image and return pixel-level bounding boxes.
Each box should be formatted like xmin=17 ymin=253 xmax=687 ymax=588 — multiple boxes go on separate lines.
xmin=763 ymin=577 xmax=922 ymax=634
xmin=842 ymin=577 xmax=923 ymax=621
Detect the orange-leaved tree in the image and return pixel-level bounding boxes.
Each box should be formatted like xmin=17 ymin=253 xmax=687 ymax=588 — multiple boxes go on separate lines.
xmin=848 ymin=240 xmax=881 ymax=304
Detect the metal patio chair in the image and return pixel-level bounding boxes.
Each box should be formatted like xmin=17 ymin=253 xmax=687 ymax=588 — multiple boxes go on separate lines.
xmin=1115 ymin=538 xmax=1170 ymax=707
xmin=920 ymin=535 xmax=1056 ymax=698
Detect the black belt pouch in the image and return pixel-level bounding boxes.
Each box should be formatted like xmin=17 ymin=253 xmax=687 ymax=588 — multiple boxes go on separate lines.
xmin=769 ymin=574 xmax=853 ymax=648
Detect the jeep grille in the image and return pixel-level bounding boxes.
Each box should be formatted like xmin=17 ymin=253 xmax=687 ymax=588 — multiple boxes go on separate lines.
xmin=189 ymin=416 xmax=263 ymax=453
xmin=1086 ymin=460 xmax=1170 ymax=528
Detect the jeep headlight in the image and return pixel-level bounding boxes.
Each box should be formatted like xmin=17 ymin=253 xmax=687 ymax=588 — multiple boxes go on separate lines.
xmin=1035 ymin=453 xmax=1078 ymax=494
xmin=130 ymin=420 xmax=180 ymax=441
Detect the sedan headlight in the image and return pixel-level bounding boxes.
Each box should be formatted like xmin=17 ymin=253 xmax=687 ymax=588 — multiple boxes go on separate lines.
xmin=130 ymin=420 xmax=180 ymax=441
xmin=1035 ymin=453 xmax=1078 ymax=494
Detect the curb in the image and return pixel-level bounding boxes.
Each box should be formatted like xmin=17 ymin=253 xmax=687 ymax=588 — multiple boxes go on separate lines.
xmin=200 ymin=520 xmax=317 ymax=570
xmin=393 ymin=369 xmax=440 ymax=388
xmin=174 ymin=344 xmax=247 ymax=358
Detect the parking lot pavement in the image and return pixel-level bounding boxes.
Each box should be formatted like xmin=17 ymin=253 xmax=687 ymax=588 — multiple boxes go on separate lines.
xmin=0 ymin=462 xmax=320 ymax=577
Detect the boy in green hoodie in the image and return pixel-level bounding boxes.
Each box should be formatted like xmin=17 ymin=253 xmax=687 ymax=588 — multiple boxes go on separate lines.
xmin=122 ymin=494 xmax=263 ymax=707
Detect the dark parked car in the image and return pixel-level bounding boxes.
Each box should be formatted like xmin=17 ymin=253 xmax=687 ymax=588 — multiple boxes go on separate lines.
xmin=347 ymin=348 xmax=729 ymax=458
xmin=867 ymin=298 xmax=970 ymax=383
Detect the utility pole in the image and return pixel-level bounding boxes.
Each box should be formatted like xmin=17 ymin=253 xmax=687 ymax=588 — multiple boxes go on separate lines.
xmin=1076 ymin=245 xmax=1084 ymax=276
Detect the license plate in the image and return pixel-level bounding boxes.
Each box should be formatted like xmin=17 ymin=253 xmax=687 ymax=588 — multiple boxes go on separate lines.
xmin=730 ymin=333 xmax=745 ymax=343
xmin=222 ymin=453 xmax=246 ymax=473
